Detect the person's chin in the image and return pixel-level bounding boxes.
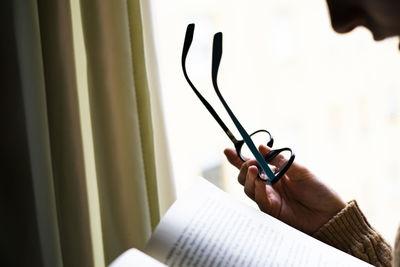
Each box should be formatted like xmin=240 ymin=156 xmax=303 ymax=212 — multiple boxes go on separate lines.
xmin=398 ymin=37 xmax=400 ymax=50
xmin=372 ymin=32 xmax=387 ymax=41
xmin=372 ymin=32 xmax=400 ymax=50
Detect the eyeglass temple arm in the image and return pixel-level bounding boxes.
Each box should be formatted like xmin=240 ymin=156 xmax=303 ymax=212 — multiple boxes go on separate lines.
xmin=182 ymin=24 xmax=238 ymax=144
xmin=212 ymin=32 xmax=276 ymax=182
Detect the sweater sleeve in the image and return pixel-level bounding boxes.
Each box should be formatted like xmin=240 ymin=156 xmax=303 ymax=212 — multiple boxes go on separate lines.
xmin=312 ymin=200 xmax=392 ymax=267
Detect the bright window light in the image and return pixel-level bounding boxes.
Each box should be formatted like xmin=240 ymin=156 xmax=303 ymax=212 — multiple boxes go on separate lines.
xmin=150 ymin=0 xmax=400 ymax=244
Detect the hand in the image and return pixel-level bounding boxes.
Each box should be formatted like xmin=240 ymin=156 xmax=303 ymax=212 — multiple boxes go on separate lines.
xmin=224 ymin=145 xmax=346 ymax=235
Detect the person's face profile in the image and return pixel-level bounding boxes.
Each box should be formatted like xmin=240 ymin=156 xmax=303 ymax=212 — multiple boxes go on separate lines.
xmin=326 ymin=0 xmax=400 ymax=43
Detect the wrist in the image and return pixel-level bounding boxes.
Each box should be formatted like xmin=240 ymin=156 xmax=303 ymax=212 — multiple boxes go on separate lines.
xmin=313 ymin=200 xmax=373 ymax=250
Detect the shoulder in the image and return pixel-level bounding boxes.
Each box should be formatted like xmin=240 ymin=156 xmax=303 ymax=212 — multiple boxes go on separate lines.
xmin=394 ymin=225 xmax=400 ymax=267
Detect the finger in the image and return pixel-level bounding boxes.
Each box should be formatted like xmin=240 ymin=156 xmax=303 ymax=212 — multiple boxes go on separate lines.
xmin=237 ymin=162 xmax=248 ymax=185
xmin=258 ymin=144 xmax=271 ymax=156
xmin=238 ymin=159 xmax=258 ymax=185
xmin=244 ymin=165 xmax=258 ymax=200
xmin=254 ymin=179 xmax=273 ymax=215
xmin=224 ymin=148 xmax=244 ymax=169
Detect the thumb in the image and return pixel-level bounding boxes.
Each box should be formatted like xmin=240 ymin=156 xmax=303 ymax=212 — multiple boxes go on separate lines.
xmin=259 ymin=144 xmax=299 ymax=176
xmin=259 ymin=144 xmax=285 ymax=167
xmin=258 ymin=144 xmax=272 ymax=156
xmin=260 ymin=144 xmax=309 ymax=178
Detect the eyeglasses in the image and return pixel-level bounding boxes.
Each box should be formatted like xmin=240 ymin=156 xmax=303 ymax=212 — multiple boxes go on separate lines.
xmin=181 ymin=23 xmax=295 ymax=185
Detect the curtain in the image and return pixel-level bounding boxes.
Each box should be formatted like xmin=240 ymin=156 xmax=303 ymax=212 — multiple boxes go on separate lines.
xmin=4 ymin=0 xmax=176 ymax=266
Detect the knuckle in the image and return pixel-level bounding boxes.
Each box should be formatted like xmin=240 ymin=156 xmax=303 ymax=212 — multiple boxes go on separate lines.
xmin=237 ymin=174 xmax=245 ymax=185
xmin=244 ymin=186 xmax=249 ymax=195
xmin=240 ymin=163 xmax=249 ymax=172
xmin=244 ymin=186 xmax=253 ymax=199
xmin=243 ymin=160 xmax=252 ymax=168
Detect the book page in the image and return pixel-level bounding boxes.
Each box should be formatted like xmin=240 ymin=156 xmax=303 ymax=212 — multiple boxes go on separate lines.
xmin=146 ymin=177 xmax=371 ymax=267
xmin=109 ymin=248 xmax=166 ymax=267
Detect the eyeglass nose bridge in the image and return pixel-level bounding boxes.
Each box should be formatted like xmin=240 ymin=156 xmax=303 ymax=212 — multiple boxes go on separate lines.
xmin=252 ymin=129 xmax=274 ymax=147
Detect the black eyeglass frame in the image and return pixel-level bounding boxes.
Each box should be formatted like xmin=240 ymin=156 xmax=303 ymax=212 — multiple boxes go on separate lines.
xmin=181 ymin=23 xmax=295 ymax=185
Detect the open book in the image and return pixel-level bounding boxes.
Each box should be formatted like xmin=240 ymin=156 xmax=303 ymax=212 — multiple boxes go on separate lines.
xmin=111 ymin=177 xmax=371 ymax=267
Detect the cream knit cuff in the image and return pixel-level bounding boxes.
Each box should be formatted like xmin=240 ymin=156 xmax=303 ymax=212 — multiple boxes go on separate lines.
xmin=312 ymin=200 xmax=376 ymax=252
xmin=312 ymin=200 xmax=393 ymax=266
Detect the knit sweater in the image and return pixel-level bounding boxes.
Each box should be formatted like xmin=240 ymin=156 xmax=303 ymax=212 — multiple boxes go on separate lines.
xmin=312 ymin=200 xmax=398 ymax=267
